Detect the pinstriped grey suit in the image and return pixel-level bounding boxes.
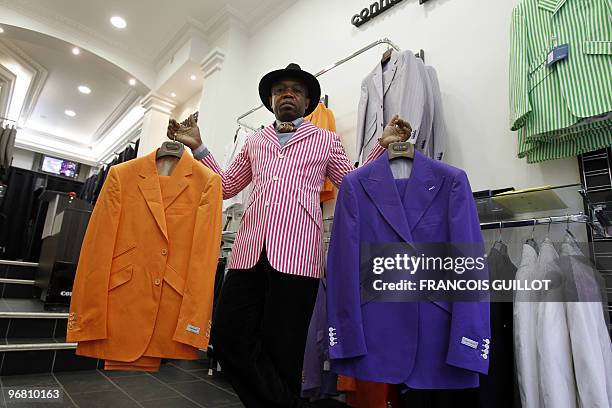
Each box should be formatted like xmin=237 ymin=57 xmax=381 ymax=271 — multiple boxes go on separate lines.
xmin=0 ymin=126 xmax=15 ymax=169
xmin=424 ymin=66 xmax=448 ymax=161
xmin=356 ymin=50 xmax=446 ymax=162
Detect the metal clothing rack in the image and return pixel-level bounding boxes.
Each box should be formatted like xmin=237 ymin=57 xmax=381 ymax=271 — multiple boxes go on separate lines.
xmin=236 ymin=38 xmax=423 ymax=131
xmin=480 ymin=214 xmax=591 ymax=230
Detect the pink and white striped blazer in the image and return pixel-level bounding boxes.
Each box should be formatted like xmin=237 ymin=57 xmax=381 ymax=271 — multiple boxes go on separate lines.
xmin=201 ymin=120 xmax=384 ymax=278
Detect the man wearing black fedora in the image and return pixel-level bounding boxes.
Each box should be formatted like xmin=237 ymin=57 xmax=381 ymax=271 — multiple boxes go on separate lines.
xmin=169 ymin=63 xmax=410 ymax=407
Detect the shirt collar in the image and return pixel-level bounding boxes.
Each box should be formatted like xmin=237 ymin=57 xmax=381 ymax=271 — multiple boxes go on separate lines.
xmin=275 ymin=117 xmax=304 ymax=129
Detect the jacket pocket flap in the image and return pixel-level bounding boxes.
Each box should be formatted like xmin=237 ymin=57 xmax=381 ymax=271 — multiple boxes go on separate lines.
xmin=584 ymin=41 xmax=612 ymax=55
xmin=113 ymin=243 xmax=136 ymax=259
xmin=295 ymin=195 xmax=321 ymax=227
xmin=431 ymin=299 xmax=452 ymax=313
xmin=164 ymin=264 xmax=186 ymax=294
xmin=109 ymin=265 xmax=133 ymax=290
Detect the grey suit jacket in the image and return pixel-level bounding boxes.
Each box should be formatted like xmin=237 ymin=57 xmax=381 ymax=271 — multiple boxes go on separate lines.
xmin=559 ymin=235 xmax=612 ymax=407
xmin=0 ymin=127 xmax=10 ymax=169
xmin=4 ymin=128 xmax=16 ymax=169
xmin=356 ymin=50 xmax=434 ymax=162
xmin=424 ymin=66 xmax=447 ymax=161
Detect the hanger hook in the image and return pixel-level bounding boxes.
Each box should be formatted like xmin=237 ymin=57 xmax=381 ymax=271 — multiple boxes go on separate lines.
xmin=531 ymin=219 xmax=537 ymax=239
xmin=498 ymin=221 xmax=503 ymax=242
xmin=548 ymin=216 xmax=553 ymax=235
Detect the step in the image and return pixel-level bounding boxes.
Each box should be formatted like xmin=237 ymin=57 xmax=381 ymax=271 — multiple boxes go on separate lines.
xmin=0 ymin=260 xmax=39 ymax=267
xmin=0 ymin=278 xmax=35 ymax=285
xmin=0 ymin=261 xmax=41 ymax=299
xmin=0 ymin=297 xmax=96 ymax=375
xmin=0 ymin=339 xmax=97 ymax=375
xmin=0 ymin=339 xmax=77 ymax=352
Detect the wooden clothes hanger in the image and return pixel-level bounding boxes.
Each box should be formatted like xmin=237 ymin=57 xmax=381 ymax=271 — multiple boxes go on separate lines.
xmin=381 ymin=46 xmax=393 ymax=66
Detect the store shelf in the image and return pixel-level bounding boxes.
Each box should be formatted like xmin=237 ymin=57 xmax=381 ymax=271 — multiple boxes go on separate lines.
xmin=476 ymin=184 xmax=584 ymax=224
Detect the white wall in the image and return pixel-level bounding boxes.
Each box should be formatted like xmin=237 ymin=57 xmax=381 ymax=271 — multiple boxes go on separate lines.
xmin=10 ymin=147 xmax=35 ymax=170
xmin=212 ymin=0 xmax=579 ymax=192
xmin=173 ymin=90 xmax=202 ymax=123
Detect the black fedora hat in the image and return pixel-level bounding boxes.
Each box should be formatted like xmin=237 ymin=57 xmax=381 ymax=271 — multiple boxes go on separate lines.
xmin=259 ymin=63 xmax=321 ymax=117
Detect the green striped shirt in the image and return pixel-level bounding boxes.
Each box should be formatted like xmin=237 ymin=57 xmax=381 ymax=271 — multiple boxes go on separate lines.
xmin=509 ymin=0 xmax=612 ymax=162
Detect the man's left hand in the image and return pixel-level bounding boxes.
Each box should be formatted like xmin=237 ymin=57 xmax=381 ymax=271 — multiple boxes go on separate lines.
xmin=378 ymin=115 xmax=412 ymax=148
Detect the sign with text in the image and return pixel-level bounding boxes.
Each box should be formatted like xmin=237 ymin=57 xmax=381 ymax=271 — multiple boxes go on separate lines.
xmin=351 ymin=0 xmax=404 ymax=27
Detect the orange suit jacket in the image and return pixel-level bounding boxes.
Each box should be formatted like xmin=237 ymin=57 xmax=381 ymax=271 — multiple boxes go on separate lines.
xmin=67 ymin=150 xmax=222 ymax=362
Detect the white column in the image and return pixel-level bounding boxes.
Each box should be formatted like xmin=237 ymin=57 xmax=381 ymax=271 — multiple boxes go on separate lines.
xmin=198 ymin=48 xmax=228 ymax=160
xmin=137 ymin=92 xmax=176 ymax=157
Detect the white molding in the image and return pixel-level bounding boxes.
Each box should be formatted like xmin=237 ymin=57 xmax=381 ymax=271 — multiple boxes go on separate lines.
xmin=0 ymin=0 xmax=151 ymax=63
xmin=201 ymin=4 xmax=249 ymax=41
xmin=20 ymin=127 xmax=90 ymax=149
xmin=0 ymin=63 xmax=16 ymax=119
xmin=141 ymin=91 xmax=176 ymax=115
xmin=200 ymin=48 xmax=226 ymax=79
xmin=153 ymin=19 xmax=210 ymax=71
xmin=91 ymin=89 xmax=141 ymax=144
xmin=0 ymin=39 xmax=48 ymax=125
xmin=14 ymin=138 xmax=97 ymax=166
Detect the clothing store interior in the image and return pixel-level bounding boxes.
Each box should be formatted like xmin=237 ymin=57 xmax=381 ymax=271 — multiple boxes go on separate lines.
xmin=0 ymin=0 xmax=610 ymax=407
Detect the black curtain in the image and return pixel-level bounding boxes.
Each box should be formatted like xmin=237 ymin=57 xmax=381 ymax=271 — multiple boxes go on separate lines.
xmin=0 ymin=167 xmax=83 ymax=261
xmin=0 ymin=168 xmax=36 ymax=260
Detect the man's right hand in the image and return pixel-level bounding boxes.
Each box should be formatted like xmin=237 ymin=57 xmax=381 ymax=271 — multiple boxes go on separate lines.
xmin=167 ymin=114 xmax=202 ymax=151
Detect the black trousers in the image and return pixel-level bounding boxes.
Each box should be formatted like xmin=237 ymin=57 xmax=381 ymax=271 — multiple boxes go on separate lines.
xmin=211 ymin=249 xmax=319 ymax=408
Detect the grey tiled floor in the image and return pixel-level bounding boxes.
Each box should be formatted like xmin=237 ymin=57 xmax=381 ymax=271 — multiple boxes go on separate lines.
xmin=0 ymin=361 xmax=242 ymax=407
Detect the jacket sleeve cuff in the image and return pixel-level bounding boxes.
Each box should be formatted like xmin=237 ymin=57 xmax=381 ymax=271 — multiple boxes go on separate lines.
xmin=192 ymin=144 xmax=210 ymax=161
xmin=446 ymin=334 xmax=490 ymax=375
xmin=66 ymin=322 xmax=107 ymax=342
xmin=328 ymin=323 xmax=368 ymax=360
xmin=173 ymin=319 xmax=212 ymax=350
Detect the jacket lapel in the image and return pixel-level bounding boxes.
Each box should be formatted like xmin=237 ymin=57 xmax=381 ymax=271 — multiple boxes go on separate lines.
xmin=138 ymin=151 xmax=168 ymax=241
xmin=382 ymin=51 xmax=401 ymax=96
xmin=161 ymin=152 xmax=193 ymax=209
xmin=359 ymin=155 xmax=412 ymax=243
xmin=402 ymin=150 xmax=445 ymax=231
xmin=538 ymin=0 xmax=568 ymax=13
xmin=283 ymin=121 xmax=318 ymax=150
xmin=260 ymin=124 xmax=280 ymax=150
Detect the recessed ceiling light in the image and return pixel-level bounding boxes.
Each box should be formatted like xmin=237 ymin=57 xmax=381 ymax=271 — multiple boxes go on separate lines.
xmin=72 ymin=47 xmax=80 ymax=55
xmin=0 ymin=27 xmax=4 ymax=34
xmin=190 ymin=74 xmax=197 ymax=81
xmin=170 ymin=92 xmax=177 ymax=98
xmin=128 ymin=78 xmax=136 ymax=86
xmin=64 ymin=110 xmax=76 ymax=117
xmin=110 ymin=16 xmax=127 ymax=29
xmin=78 ymin=85 xmax=91 ymax=94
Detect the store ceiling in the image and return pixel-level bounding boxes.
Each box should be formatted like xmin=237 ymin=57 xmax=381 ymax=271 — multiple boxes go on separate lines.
xmin=0 ymin=0 xmax=297 ymax=164
xmin=0 ymin=26 xmax=145 ymax=146
xmin=5 ymin=0 xmax=297 ymax=64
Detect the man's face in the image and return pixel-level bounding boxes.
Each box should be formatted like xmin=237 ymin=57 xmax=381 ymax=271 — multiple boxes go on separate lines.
xmin=269 ymin=78 xmax=310 ymax=122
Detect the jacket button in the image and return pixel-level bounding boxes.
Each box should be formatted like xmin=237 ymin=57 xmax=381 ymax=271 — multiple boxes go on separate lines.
xmin=154 ymin=278 xmax=161 ymax=286
xmin=278 ymin=153 xmax=284 ymax=159
xmin=161 ymin=249 xmax=167 ymax=256
xmin=273 ymin=176 xmax=279 ymax=181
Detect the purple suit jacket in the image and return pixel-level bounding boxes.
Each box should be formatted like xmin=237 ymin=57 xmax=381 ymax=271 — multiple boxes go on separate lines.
xmin=326 ymin=151 xmax=490 ymax=389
